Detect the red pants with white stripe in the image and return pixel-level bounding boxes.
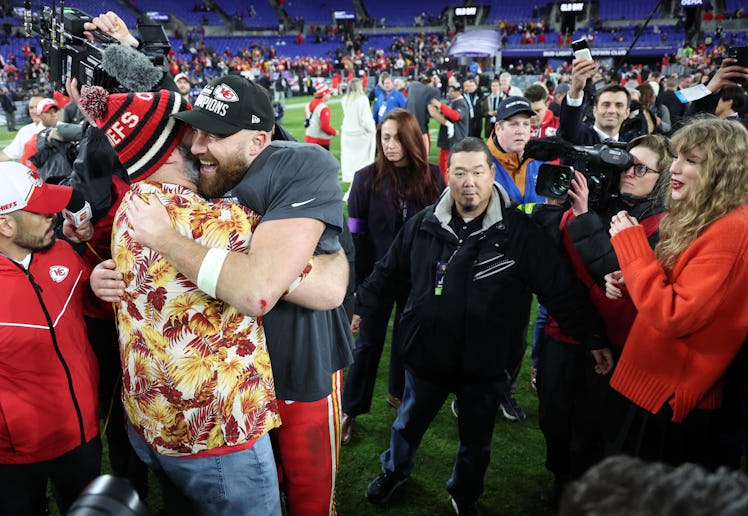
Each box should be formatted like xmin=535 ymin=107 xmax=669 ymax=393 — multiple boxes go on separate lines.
xmin=271 ymin=370 xmax=342 ymax=516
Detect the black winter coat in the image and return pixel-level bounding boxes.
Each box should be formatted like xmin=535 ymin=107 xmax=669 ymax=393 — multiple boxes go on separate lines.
xmin=356 ymin=185 xmax=606 ymax=385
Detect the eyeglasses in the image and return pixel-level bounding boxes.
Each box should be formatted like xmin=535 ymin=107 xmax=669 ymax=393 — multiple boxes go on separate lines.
xmin=628 ymin=163 xmax=658 ymax=177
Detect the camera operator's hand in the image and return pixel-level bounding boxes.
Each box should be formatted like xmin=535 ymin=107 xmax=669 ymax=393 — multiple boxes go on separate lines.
xmin=84 ymin=11 xmax=139 ymax=48
xmin=65 ymin=78 xmax=98 ymax=125
xmin=705 ymin=57 xmax=748 ymax=93
xmin=569 ymin=58 xmax=597 ymax=100
xmin=609 ymin=209 xmax=639 ymax=237
xmin=47 ymin=127 xmax=63 ymax=142
xmin=568 ymin=170 xmax=589 ymax=216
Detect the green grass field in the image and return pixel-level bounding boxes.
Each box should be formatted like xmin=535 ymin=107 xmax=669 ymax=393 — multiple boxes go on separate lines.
xmin=0 ymin=95 xmax=552 ymax=516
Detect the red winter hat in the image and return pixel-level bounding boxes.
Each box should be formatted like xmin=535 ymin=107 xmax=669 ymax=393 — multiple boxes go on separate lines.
xmin=79 ymin=87 xmax=191 ymax=182
xmin=314 ymin=82 xmax=331 ymax=98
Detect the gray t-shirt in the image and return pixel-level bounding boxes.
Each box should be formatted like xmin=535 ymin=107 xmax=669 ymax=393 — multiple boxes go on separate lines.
xmin=230 ymin=140 xmax=354 ymax=401
xmin=406 ymin=82 xmax=441 ymax=134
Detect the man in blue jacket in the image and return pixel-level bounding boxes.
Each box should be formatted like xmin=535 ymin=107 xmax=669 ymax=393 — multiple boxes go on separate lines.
xmin=486 ymin=95 xmax=546 ymax=422
xmin=373 ymin=72 xmax=407 ymax=124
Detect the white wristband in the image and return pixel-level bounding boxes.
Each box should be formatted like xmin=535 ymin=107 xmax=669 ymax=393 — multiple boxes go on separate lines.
xmin=196 ymin=248 xmax=229 ymax=298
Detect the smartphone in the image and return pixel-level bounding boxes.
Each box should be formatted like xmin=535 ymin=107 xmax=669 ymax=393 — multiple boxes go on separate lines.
xmin=727 ymin=46 xmax=747 ymax=87
xmin=727 ymin=46 xmax=748 ymax=68
xmin=571 ymin=38 xmax=592 ymax=61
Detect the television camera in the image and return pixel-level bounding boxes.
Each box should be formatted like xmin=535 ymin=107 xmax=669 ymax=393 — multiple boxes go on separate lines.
xmin=24 ymin=0 xmax=170 ymax=92
xmin=525 ymin=137 xmax=634 ymax=211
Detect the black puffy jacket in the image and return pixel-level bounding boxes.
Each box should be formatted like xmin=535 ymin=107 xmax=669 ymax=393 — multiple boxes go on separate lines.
xmin=356 ymin=185 xmax=606 ymax=385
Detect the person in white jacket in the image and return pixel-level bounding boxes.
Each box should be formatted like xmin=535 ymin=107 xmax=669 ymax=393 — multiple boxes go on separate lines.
xmin=341 ymin=79 xmax=376 ymax=185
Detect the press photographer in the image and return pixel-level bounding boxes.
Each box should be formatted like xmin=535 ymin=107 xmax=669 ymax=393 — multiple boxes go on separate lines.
xmin=532 ymin=134 xmax=671 ymax=505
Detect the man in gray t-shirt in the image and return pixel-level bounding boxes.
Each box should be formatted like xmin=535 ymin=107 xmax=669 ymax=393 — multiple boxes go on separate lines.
xmin=406 ymin=75 xmax=441 ymax=153
xmin=229 ymin=140 xmax=353 ymax=402
xmin=169 ymin=74 xmax=353 ymax=515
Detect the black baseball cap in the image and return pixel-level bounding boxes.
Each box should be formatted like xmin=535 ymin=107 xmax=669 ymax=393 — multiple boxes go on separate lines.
xmin=497 ymin=96 xmax=535 ymax=121
xmin=172 ymin=74 xmax=275 ymax=135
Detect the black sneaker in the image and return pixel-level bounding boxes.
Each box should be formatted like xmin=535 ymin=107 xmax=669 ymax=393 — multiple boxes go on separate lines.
xmin=451 ymin=497 xmax=481 ymax=515
xmin=500 ymin=396 xmax=526 ymax=422
xmin=366 ymin=472 xmax=408 ymax=504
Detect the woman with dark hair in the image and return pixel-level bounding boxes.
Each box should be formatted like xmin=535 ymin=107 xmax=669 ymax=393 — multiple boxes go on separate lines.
xmin=637 ymin=82 xmax=671 ymax=135
xmin=537 ymin=134 xmax=673 ymax=504
xmin=341 ymin=108 xmax=445 ymax=444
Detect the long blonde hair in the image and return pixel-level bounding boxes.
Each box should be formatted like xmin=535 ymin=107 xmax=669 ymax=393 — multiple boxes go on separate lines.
xmin=343 ymin=78 xmax=365 ymax=107
xmin=655 ymin=116 xmax=748 ymax=268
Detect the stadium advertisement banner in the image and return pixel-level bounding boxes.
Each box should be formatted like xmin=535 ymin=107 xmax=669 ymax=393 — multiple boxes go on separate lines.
xmin=501 ymin=46 xmax=680 ymax=58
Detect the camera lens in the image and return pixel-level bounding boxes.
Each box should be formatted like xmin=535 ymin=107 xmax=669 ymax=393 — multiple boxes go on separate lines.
xmin=550 ymin=168 xmax=572 ymax=197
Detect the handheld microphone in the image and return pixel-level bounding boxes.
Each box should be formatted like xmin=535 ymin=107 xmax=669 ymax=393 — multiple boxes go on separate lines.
xmin=63 ymin=189 xmax=93 ymax=228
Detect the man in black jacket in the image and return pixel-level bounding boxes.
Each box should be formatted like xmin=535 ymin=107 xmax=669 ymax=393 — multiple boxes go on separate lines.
xmin=658 ymin=76 xmax=687 ymax=132
xmin=559 ymin=58 xmax=631 ymax=145
xmin=360 ymin=137 xmax=612 ymax=515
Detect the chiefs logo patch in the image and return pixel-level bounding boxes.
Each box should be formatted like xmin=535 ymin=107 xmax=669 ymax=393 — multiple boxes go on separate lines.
xmin=49 ymin=265 xmax=69 ymax=283
xmin=214 ymin=84 xmax=239 ymax=102
xmin=27 ymin=169 xmax=43 ymax=187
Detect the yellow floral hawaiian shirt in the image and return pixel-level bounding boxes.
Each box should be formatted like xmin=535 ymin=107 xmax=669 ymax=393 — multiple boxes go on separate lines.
xmin=112 ymin=181 xmax=280 ymax=456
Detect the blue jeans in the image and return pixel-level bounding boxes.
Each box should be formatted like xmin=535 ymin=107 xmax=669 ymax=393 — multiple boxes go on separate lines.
xmin=381 ymin=369 xmax=503 ymax=505
xmin=531 ymin=304 xmax=549 ymax=369
xmin=127 ymin=425 xmax=281 ymax=516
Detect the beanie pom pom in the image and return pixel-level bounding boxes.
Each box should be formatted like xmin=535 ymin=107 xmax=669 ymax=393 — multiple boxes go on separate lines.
xmin=79 ymin=85 xmax=110 ymax=122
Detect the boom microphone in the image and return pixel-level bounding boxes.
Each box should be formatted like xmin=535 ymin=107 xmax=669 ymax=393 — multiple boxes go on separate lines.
xmin=101 ymin=44 xmax=163 ymax=92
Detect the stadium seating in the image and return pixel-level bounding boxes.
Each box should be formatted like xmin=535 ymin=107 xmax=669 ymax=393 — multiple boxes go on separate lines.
xmin=219 ymin=0 xmax=280 ymax=29
xmin=487 ymin=1 xmax=538 ymax=23
xmin=134 ymin=0 xmax=222 ymax=27
xmin=282 ymin=0 xmax=354 ymax=26
xmin=357 ymin=0 xmax=453 ymax=27
xmin=597 ymin=3 xmax=660 ymax=20
xmin=67 ymin=0 xmax=140 ymax=27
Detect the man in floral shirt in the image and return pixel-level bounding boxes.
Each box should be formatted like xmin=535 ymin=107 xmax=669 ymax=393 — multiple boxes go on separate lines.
xmin=82 ymin=86 xmax=345 ymax=515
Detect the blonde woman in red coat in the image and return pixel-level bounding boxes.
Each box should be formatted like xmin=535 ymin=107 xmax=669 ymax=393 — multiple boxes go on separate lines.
xmin=605 ymin=117 xmax=748 ymax=468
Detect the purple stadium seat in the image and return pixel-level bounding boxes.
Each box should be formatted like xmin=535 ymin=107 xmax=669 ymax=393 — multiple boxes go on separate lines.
xmin=282 ymin=0 xmax=354 ymax=26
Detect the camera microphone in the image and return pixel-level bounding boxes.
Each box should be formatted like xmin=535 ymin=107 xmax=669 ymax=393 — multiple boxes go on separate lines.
xmin=524 ymin=137 xmax=576 ymax=162
xmin=101 ymin=45 xmax=164 ymax=92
